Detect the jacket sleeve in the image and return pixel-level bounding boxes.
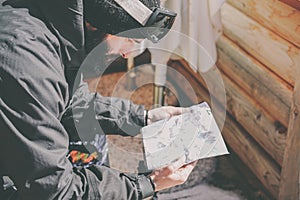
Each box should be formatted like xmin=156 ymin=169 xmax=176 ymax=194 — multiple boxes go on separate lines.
xmin=61 ymin=76 xmax=146 ymax=142
xmin=0 ymin=28 xmax=152 ymax=200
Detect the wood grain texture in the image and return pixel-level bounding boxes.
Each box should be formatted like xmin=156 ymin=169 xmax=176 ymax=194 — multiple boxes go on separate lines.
xmin=226 ymin=0 xmax=300 ymax=48
xmin=168 ymin=60 xmax=281 ymax=198
xmin=169 ymin=60 xmax=286 ymax=165
xmin=278 ymin=54 xmax=300 ymax=200
xmin=221 ymin=2 xmax=300 ymax=86
xmin=207 ymin=68 xmax=286 ymax=165
xmin=217 ymin=35 xmax=292 ymax=128
xmin=279 ymin=0 xmax=300 ymax=11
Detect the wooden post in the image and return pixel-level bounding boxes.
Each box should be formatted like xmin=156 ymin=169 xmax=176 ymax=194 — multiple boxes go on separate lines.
xmin=278 ymin=58 xmax=300 ymax=199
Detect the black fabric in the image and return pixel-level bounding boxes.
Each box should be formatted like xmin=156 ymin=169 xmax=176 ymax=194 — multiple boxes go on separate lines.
xmin=61 ymin=77 xmax=145 ymax=140
xmin=84 ymin=0 xmax=160 ymax=35
xmin=34 ymin=0 xmax=85 ymax=63
xmin=137 ymin=175 xmax=155 ymax=199
xmin=0 ymin=0 xmax=153 ymax=199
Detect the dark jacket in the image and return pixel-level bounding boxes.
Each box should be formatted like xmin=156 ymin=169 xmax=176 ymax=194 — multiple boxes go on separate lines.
xmin=0 ymin=0 xmax=154 ymax=199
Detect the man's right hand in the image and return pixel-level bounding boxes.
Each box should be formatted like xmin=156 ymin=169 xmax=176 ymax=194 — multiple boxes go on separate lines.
xmin=148 ymin=156 xmax=197 ymax=192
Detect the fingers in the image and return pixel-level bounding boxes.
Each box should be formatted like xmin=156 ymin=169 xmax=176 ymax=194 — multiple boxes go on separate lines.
xmin=150 ymin=159 xmax=198 ymax=192
xmin=167 ymin=107 xmax=184 ymax=116
xmin=156 ymin=155 xmax=186 ymax=176
xmin=167 ymin=155 xmax=186 ymax=172
xmin=183 ymin=160 xmax=198 ymax=168
xmin=147 ymin=107 xmax=170 ymax=123
xmin=169 ymin=106 xmax=191 ymax=116
xmin=160 ymin=156 xmax=196 ymax=176
xmin=182 ymin=107 xmax=192 ymax=113
xmin=181 ymin=163 xmax=195 ymax=181
xmin=148 ymin=106 xmax=191 ymax=124
xmin=181 ymin=161 xmax=197 ymax=174
xmin=173 ymin=161 xmax=197 ymax=183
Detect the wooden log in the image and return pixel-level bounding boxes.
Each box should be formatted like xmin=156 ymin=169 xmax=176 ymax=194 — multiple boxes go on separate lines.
xmin=217 ymin=35 xmax=292 ymax=128
xmin=278 ymin=55 xmax=300 ymax=200
xmin=221 ymin=111 xmax=281 ymax=199
xmin=221 ymin=3 xmax=300 ymax=86
xmin=225 ymin=151 xmax=276 ymax=200
xmin=279 ymin=0 xmax=300 ymax=11
xmin=167 ymin=60 xmax=281 ymax=198
xmin=226 ymin=0 xmax=300 ymax=48
xmin=207 ymin=67 xmax=286 ymax=165
xmin=171 ymin=59 xmax=286 ymax=165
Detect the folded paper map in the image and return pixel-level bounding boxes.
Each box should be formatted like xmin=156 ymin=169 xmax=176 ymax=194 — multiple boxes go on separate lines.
xmin=141 ymin=102 xmax=229 ymax=170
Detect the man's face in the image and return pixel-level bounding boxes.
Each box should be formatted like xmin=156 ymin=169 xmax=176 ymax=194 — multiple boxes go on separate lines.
xmin=105 ymin=34 xmax=145 ymax=58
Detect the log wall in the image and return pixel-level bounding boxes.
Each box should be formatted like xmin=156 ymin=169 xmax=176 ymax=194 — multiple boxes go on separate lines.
xmin=169 ymin=1 xmax=300 ymax=199
xmin=220 ymin=1 xmax=300 ymax=199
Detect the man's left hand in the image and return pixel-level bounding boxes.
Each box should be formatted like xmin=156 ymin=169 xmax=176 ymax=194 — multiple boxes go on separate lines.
xmin=147 ymin=106 xmax=190 ymax=125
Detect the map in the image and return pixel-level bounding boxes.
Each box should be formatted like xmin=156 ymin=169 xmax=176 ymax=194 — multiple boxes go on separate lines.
xmin=141 ymin=102 xmax=229 ymax=170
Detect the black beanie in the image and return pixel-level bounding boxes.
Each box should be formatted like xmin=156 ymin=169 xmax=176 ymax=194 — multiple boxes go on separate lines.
xmin=84 ymin=0 xmax=160 ymax=35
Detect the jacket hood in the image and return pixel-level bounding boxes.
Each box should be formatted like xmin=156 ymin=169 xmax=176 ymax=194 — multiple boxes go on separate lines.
xmin=35 ymin=0 xmax=85 ymax=62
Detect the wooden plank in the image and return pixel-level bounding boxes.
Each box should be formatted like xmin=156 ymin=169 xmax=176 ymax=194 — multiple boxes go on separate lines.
xmin=226 ymin=0 xmax=300 ymax=48
xmin=221 ymin=111 xmax=281 ymax=199
xmin=168 ymin=61 xmax=281 ymax=198
xmin=171 ymin=59 xmax=286 ymax=165
xmin=221 ymin=3 xmax=300 ymax=86
xmin=217 ymin=35 xmax=292 ymax=128
xmin=209 ymin=68 xmax=286 ymax=165
xmin=279 ymin=0 xmax=300 ymax=11
xmin=278 ymin=56 xmax=300 ymax=199
xmin=225 ymin=151 xmax=275 ymax=200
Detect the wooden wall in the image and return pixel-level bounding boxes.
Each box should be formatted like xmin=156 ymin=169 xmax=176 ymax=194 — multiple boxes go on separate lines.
xmin=168 ymin=0 xmax=300 ymax=199
xmin=220 ymin=1 xmax=300 ymax=199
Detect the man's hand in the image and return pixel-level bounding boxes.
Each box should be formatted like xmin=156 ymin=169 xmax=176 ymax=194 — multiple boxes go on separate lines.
xmin=147 ymin=106 xmax=190 ymax=125
xmin=149 ymin=156 xmax=197 ymax=191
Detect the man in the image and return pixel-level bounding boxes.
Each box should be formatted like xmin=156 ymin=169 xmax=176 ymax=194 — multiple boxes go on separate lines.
xmin=0 ymin=0 xmax=197 ymax=199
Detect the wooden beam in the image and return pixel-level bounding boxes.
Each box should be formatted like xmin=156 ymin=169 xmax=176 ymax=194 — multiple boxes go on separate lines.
xmin=279 ymin=0 xmax=300 ymax=11
xmin=167 ymin=61 xmax=281 ymax=198
xmin=220 ymin=108 xmax=280 ymax=198
xmin=217 ymin=35 xmax=292 ymax=128
xmin=226 ymin=0 xmax=300 ymax=48
xmin=280 ymin=0 xmax=300 ymax=10
xmin=172 ymin=59 xmax=286 ymax=165
xmin=225 ymin=151 xmax=275 ymax=200
xmin=278 ymin=56 xmax=300 ymax=199
xmin=221 ymin=2 xmax=300 ymax=86
xmin=212 ymin=68 xmax=286 ymax=165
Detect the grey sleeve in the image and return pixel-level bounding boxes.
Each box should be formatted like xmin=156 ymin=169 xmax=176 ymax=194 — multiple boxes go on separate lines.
xmin=0 ymin=36 xmax=152 ymax=199
xmin=61 ymin=76 xmax=146 ymax=141
xmin=86 ymin=166 xmax=155 ymax=199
